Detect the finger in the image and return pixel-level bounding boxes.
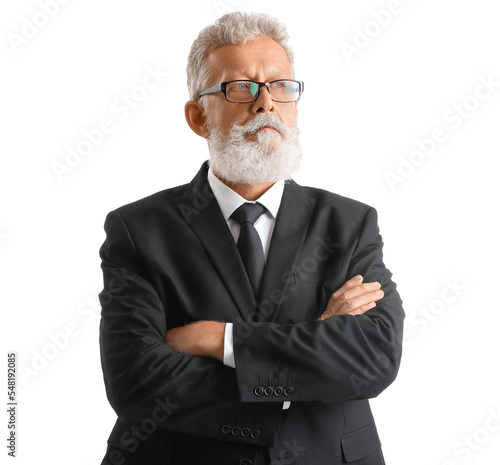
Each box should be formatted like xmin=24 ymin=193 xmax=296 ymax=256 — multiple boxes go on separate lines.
xmin=331 ymin=276 xmax=383 ymax=301
xmin=339 ymin=289 xmax=384 ymax=315
xmin=328 ymin=281 xmax=381 ymax=314
xmin=328 ymin=288 xmax=383 ymax=316
xmin=345 ymin=301 xmax=377 ymax=316
xmin=327 ymin=275 xmax=363 ymax=310
xmin=319 ymin=296 xmax=379 ymax=320
xmin=340 ymin=282 xmax=381 ymax=303
xmin=331 ymin=275 xmax=364 ymax=298
xmin=317 ymin=312 xmax=328 ymax=321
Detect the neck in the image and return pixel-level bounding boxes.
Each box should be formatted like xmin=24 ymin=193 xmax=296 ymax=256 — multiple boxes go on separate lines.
xmin=214 ymin=172 xmax=274 ymax=201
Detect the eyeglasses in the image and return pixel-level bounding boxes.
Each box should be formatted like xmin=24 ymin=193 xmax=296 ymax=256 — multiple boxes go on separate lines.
xmin=198 ymin=79 xmax=304 ymax=103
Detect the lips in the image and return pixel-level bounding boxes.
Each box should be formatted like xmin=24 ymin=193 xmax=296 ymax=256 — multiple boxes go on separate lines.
xmin=258 ymin=125 xmax=279 ymax=133
xmin=242 ymin=115 xmax=286 ymax=135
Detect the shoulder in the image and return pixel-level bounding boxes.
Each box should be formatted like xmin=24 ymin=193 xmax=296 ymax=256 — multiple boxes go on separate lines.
xmin=104 ymin=183 xmax=189 ymax=227
xmin=106 ymin=162 xmax=210 ymax=223
xmin=287 ymin=180 xmax=375 ymax=219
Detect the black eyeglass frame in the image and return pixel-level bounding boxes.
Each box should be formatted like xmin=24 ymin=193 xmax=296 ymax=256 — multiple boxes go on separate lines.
xmin=198 ymin=79 xmax=305 ymax=103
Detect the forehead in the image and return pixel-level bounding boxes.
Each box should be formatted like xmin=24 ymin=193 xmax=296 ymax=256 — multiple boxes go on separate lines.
xmin=205 ymin=36 xmax=291 ymax=83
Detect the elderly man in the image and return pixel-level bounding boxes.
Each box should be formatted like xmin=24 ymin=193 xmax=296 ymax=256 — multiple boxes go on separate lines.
xmin=99 ymin=12 xmax=404 ymax=465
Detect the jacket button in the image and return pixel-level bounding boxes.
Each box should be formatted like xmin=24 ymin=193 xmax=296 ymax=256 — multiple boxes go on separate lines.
xmin=250 ymin=429 xmax=261 ymax=439
xmin=254 ymin=386 xmax=264 ymax=396
xmin=241 ymin=427 xmax=251 ymax=437
xmin=284 ymin=386 xmax=294 ymax=397
xmin=221 ymin=424 xmax=231 ymax=434
xmin=273 ymin=386 xmax=284 ymax=396
xmin=264 ymin=386 xmax=274 ymax=396
xmin=240 ymin=460 xmax=253 ymax=465
xmin=231 ymin=426 xmax=241 ymax=436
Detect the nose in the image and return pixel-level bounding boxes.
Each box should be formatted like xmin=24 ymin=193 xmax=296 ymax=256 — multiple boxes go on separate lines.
xmin=251 ymin=85 xmax=274 ymax=114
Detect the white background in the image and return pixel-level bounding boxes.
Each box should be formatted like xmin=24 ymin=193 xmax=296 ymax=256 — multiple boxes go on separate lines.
xmin=1 ymin=0 xmax=500 ymax=464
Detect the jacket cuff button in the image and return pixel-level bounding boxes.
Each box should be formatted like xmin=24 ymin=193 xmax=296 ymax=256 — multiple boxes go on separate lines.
xmin=274 ymin=386 xmax=284 ymax=396
xmin=250 ymin=429 xmax=261 ymax=439
xmin=254 ymin=386 xmax=264 ymax=396
xmin=241 ymin=427 xmax=251 ymax=437
xmin=284 ymin=386 xmax=294 ymax=397
xmin=221 ymin=424 xmax=231 ymax=434
xmin=264 ymin=386 xmax=273 ymax=396
xmin=231 ymin=426 xmax=242 ymax=436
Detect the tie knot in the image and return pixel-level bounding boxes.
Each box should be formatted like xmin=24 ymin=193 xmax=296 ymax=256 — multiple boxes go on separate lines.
xmin=231 ymin=203 xmax=266 ymax=226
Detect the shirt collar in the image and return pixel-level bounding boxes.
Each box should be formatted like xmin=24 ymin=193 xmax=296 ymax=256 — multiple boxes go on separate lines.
xmin=207 ymin=166 xmax=284 ymax=221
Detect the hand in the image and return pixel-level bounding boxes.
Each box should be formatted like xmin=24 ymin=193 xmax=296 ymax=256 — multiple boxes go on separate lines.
xmin=318 ymin=275 xmax=384 ymax=320
xmin=165 ymin=321 xmax=225 ymax=361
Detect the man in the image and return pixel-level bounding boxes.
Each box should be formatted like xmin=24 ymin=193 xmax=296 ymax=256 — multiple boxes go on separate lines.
xmin=99 ymin=12 xmax=404 ymax=465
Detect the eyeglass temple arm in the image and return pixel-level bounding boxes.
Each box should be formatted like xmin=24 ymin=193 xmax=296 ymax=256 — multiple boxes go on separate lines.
xmin=198 ymin=83 xmax=223 ymax=99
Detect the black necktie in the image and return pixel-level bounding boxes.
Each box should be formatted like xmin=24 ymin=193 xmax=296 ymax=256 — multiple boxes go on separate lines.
xmin=231 ymin=203 xmax=266 ymax=298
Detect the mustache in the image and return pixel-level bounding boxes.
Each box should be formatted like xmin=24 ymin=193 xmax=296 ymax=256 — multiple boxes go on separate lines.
xmin=238 ymin=114 xmax=291 ymax=135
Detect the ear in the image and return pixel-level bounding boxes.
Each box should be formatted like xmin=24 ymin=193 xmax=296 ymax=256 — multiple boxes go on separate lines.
xmin=185 ymin=100 xmax=209 ymax=139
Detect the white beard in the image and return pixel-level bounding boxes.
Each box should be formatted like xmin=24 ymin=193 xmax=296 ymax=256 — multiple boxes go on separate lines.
xmin=207 ymin=113 xmax=302 ymax=185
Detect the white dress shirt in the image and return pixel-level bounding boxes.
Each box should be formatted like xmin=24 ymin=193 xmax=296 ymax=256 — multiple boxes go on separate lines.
xmin=207 ymin=167 xmax=290 ymax=409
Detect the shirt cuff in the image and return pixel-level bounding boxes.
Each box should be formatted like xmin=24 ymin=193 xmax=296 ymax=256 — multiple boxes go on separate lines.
xmin=223 ymin=322 xmax=236 ymax=368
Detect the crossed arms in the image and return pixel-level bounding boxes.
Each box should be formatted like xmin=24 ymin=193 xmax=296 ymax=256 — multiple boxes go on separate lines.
xmin=165 ymin=275 xmax=385 ymax=361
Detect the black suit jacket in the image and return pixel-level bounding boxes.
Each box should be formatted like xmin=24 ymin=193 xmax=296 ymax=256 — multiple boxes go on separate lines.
xmin=99 ymin=162 xmax=404 ymax=465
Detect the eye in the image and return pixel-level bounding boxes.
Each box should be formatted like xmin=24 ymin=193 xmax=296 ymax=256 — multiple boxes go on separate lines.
xmin=229 ymin=82 xmax=253 ymax=91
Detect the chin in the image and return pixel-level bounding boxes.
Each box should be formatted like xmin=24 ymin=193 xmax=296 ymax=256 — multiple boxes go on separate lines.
xmin=257 ymin=129 xmax=281 ymax=141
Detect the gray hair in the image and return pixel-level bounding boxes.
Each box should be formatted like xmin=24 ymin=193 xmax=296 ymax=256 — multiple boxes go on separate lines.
xmin=187 ymin=12 xmax=295 ymax=103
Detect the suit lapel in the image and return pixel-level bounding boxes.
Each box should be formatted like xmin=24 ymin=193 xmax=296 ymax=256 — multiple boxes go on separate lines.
xmin=258 ymin=181 xmax=316 ymax=322
xmin=176 ymin=163 xmax=256 ymax=321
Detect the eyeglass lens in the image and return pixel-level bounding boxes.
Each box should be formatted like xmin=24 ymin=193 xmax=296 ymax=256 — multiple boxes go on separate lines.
xmin=226 ymin=80 xmax=300 ymax=102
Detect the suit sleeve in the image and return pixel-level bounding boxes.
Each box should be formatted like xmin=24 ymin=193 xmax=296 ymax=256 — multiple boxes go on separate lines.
xmin=99 ymin=210 xmax=282 ymax=445
xmin=232 ymin=207 xmax=405 ymax=403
